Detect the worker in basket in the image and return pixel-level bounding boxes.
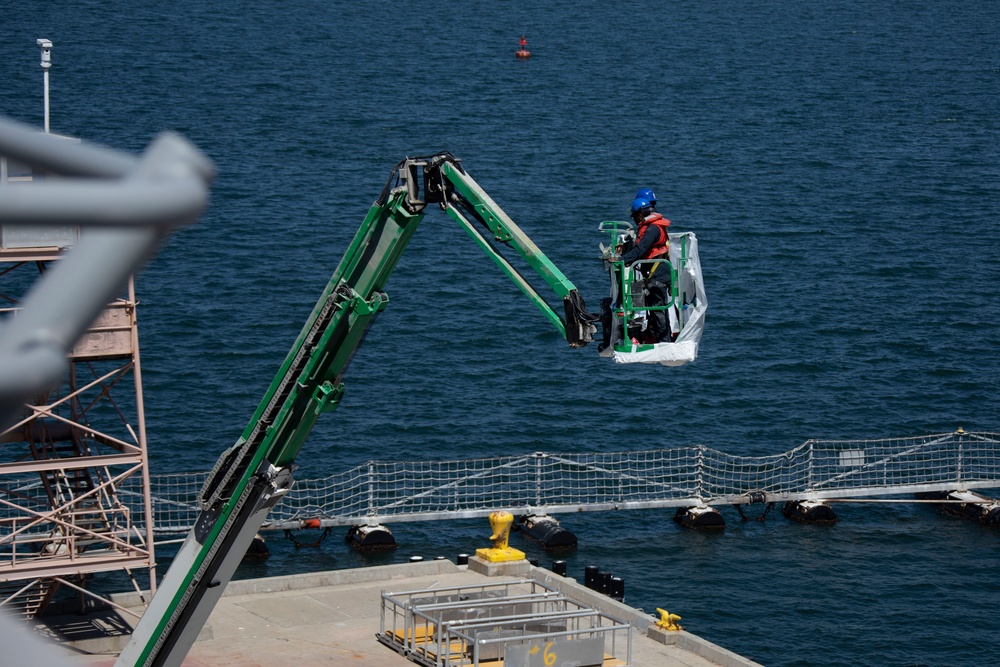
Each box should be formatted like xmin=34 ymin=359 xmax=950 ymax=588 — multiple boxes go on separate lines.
xmin=621 ymin=193 xmax=670 ymax=266
xmin=621 ymin=193 xmax=674 ymax=344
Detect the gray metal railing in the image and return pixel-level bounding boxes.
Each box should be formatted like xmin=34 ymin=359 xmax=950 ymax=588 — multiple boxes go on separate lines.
xmin=0 ymin=116 xmax=214 ymax=429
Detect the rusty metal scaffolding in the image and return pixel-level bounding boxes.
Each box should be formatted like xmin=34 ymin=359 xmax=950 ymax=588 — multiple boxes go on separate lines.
xmin=0 ymin=225 xmax=156 ymax=622
xmin=0 ymin=97 xmax=211 ymax=622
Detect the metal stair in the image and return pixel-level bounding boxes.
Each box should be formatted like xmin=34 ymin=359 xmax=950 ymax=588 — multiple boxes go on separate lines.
xmin=31 ymin=431 xmax=115 ymax=551
xmin=0 ymin=430 xmax=116 ymax=619
xmin=0 ymin=577 xmax=58 ymax=620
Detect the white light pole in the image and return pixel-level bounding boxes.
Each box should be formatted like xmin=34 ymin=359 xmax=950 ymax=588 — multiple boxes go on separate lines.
xmin=36 ymin=38 xmax=52 ymax=133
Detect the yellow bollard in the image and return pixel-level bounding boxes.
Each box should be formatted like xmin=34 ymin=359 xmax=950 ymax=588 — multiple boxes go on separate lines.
xmin=655 ymin=608 xmax=683 ymax=632
xmin=475 ymin=511 xmax=526 ymax=563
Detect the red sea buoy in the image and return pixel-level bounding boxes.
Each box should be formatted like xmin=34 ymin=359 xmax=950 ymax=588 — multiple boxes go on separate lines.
xmin=516 ymin=35 xmax=531 ymax=58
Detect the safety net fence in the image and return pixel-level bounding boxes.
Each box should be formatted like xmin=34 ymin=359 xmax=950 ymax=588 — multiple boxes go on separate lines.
xmin=14 ymin=431 xmax=993 ymax=537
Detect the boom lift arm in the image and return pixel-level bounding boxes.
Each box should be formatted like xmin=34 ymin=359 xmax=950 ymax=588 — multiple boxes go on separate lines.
xmin=115 ymin=153 xmax=595 ymax=667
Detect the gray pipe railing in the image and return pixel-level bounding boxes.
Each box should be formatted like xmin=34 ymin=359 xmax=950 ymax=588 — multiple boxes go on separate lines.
xmin=0 ymin=116 xmax=214 ymax=429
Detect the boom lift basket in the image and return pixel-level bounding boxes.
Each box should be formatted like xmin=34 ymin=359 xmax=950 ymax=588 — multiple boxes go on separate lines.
xmin=598 ymin=221 xmax=707 ymax=366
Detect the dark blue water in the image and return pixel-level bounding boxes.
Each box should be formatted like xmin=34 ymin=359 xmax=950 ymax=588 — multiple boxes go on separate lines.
xmin=4 ymin=1 xmax=1000 ymax=665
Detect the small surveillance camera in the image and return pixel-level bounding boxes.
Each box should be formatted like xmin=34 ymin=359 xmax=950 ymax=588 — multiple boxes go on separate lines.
xmin=36 ymin=38 xmax=53 ymax=66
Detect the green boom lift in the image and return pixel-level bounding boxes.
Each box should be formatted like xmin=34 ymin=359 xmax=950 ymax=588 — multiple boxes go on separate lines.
xmin=115 ymin=153 xmax=597 ymax=667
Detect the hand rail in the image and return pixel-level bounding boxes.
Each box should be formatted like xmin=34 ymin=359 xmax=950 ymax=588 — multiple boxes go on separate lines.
xmin=0 ymin=116 xmax=214 ymax=430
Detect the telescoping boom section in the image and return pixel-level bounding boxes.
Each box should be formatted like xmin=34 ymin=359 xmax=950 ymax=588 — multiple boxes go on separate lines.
xmin=115 ymin=153 xmax=596 ymax=667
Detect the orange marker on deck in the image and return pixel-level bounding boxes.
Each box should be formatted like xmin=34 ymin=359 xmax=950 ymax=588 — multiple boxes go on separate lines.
xmin=516 ymin=35 xmax=531 ymax=59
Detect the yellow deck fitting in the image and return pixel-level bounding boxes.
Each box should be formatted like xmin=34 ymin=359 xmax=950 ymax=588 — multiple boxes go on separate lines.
xmin=655 ymin=608 xmax=683 ymax=631
xmin=475 ymin=510 xmax=526 ymax=563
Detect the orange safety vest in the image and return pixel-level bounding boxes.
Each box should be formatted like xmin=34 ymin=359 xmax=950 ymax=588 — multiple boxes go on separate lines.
xmin=636 ymin=213 xmax=671 ymax=260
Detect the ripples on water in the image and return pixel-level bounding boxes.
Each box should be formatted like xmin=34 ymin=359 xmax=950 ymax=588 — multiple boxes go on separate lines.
xmin=3 ymin=1 xmax=999 ymax=665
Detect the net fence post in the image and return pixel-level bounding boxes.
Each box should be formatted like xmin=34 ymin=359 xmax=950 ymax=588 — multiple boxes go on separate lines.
xmin=367 ymin=461 xmax=376 ymax=518
xmin=807 ymin=440 xmax=814 ymax=491
xmin=534 ymin=452 xmax=543 ymax=507
xmin=696 ymin=445 xmax=705 ymax=500
xmin=957 ymin=438 xmax=963 ymax=485
xmin=617 ymin=453 xmax=624 ymax=505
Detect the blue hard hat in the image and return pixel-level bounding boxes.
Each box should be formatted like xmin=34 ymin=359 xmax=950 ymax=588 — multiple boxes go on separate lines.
xmin=630 ymin=197 xmax=651 ymax=213
xmin=635 ymin=187 xmax=657 ymax=204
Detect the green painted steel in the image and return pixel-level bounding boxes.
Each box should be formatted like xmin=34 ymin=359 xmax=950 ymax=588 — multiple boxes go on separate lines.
xmin=441 ymin=161 xmax=578 ymax=299
xmin=120 ymin=154 xmax=593 ymax=667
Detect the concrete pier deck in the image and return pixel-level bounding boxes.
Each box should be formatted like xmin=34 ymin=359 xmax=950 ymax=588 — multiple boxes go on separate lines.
xmin=37 ymin=560 xmax=761 ymax=667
